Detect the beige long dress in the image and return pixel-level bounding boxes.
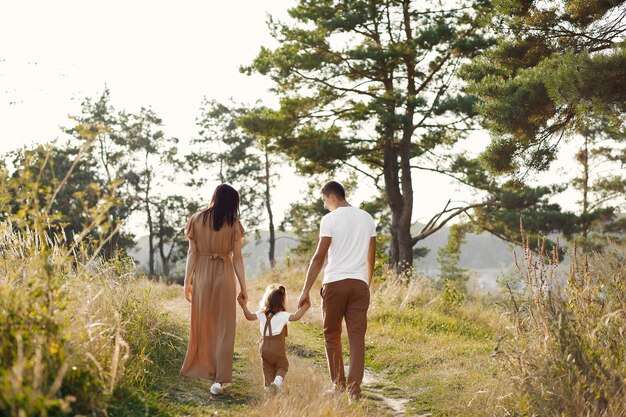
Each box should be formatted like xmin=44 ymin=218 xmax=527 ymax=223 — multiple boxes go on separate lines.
xmin=180 ymin=213 xmax=244 ymax=382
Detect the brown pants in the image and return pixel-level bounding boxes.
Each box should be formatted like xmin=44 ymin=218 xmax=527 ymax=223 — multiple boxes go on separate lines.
xmin=259 ymin=321 xmax=289 ymax=387
xmin=321 ymin=278 xmax=370 ymax=398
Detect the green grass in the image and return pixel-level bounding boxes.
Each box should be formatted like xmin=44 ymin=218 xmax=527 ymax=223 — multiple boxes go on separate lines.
xmin=0 ymin=233 xmax=512 ymax=417
xmin=282 ymin=277 xmax=514 ymax=417
xmin=111 ymin=284 xmax=257 ymax=417
xmin=365 ymin=299 xmax=511 ymax=416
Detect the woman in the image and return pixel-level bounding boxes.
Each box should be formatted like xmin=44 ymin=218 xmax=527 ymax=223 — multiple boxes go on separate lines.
xmin=180 ymin=184 xmax=247 ymax=395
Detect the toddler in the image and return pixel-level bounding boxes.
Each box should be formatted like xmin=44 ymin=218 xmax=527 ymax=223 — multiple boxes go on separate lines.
xmin=238 ymin=284 xmax=309 ymax=393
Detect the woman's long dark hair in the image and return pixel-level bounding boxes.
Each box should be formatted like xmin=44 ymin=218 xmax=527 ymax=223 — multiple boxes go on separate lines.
xmin=201 ymin=184 xmax=240 ymax=231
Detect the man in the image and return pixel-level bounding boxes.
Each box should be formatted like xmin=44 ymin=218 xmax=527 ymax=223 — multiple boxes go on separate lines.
xmin=297 ymin=180 xmax=376 ymax=402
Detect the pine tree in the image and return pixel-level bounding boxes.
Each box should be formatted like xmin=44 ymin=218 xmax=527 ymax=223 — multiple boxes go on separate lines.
xmin=242 ymin=0 xmax=497 ymax=270
xmin=462 ymin=0 xmax=626 ymax=174
xmin=436 ymin=223 xmax=470 ymax=304
xmin=188 ymin=100 xmax=281 ymax=267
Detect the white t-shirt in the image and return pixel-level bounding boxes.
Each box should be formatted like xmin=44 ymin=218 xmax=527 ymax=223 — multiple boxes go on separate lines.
xmin=319 ymin=206 xmax=376 ymax=284
xmin=256 ymin=311 xmax=290 ymax=336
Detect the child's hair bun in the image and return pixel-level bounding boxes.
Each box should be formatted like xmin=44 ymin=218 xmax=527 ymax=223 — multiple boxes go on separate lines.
xmin=278 ymin=285 xmax=285 ymax=294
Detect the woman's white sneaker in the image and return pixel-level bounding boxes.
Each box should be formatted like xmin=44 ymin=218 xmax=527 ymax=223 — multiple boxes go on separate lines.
xmin=210 ymin=382 xmax=222 ymax=395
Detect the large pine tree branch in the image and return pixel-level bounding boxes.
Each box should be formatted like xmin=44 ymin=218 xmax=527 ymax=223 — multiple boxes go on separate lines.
xmin=464 ymin=211 xmax=519 ymax=246
xmin=413 ymin=52 xmax=453 ymax=97
xmin=292 ymin=69 xmax=378 ymax=98
xmin=413 ymin=59 xmax=461 ymax=130
xmin=385 ymin=0 xmax=398 ymax=45
xmin=411 ymin=200 xmax=500 ymax=246
xmin=344 ymin=161 xmax=383 ymax=189
xmin=410 ymin=164 xmax=491 ymax=191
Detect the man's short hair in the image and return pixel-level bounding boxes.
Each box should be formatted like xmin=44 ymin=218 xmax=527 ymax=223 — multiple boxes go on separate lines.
xmin=321 ymin=181 xmax=346 ymax=199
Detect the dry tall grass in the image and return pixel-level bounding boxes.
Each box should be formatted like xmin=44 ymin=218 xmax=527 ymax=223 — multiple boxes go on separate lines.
xmin=501 ymin=226 xmax=626 ymax=416
xmin=0 ymin=223 xmax=177 ymax=416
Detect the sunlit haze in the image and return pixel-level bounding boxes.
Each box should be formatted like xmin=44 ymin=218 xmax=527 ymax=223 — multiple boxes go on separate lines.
xmin=0 ymin=0 xmax=579 ymax=233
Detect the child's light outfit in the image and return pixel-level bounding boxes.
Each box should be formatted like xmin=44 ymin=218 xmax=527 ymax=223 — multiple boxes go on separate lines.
xmin=256 ymin=311 xmax=290 ymax=387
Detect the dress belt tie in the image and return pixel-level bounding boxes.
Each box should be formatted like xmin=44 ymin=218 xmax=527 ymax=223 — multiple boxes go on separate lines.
xmin=198 ymin=253 xmax=227 ymax=275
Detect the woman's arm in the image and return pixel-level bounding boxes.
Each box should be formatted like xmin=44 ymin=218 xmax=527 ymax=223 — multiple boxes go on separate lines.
xmin=238 ymin=300 xmax=258 ymax=321
xmin=183 ymin=240 xmax=197 ymax=303
xmin=232 ymin=235 xmax=247 ymax=304
xmin=289 ymin=301 xmax=310 ymax=321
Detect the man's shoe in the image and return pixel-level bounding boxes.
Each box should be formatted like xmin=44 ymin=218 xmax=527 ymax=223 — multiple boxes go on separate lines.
xmin=323 ymin=383 xmax=345 ymax=397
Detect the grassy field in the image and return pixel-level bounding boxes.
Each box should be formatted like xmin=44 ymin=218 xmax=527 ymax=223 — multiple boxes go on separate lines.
xmin=3 ymin=223 xmax=622 ymax=416
xmin=115 ymin=265 xmax=514 ymax=417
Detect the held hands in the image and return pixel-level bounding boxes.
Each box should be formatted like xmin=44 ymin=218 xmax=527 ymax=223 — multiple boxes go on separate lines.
xmin=237 ymin=295 xmax=246 ymax=307
xmin=297 ymin=291 xmax=310 ymax=309
xmin=237 ymin=289 xmax=248 ymax=306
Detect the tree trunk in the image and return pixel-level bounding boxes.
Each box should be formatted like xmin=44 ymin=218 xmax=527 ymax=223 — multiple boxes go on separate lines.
xmin=581 ymin=136 xmax=590 ymax=238
xmin=387 ymin=195 xmax=413 ymax=272
xmin=263 ymin=148 xmax=276 ymax=268
xmin=147 ymin=197 xmax=154 ymax=277
xmin=145 ymin=153 xmax=155 ymax=277
xmin=383 ymin=1 xmax=417 ymax=273
xmin=383 ymin=141 xmax=414 ymax=271
xmin=157 ymin=206 xmax=169 ymax=277
xmin=397 ymin=137 xmax=414 ymax=270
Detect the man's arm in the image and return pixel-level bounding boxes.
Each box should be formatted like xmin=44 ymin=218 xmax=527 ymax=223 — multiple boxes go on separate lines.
xmin=367 ymin=236 xmax=376 ymax=285
xmin=297 ymin=237 xmax=331 ymax=308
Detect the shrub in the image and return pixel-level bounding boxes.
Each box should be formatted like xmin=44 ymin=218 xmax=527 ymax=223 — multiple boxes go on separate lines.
xmin=0 ymin=224 xmax=175 ymax=416
xmin=501 ymin=226 xmax=626 ymax=416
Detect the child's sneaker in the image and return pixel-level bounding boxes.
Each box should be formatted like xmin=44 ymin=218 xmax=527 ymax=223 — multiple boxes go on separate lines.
xmin=210 ymin=382 xmax=222 ymax=395
xmin=269 ymin=375 xmax=283 ymax=394
xmin=269 ymin=382 xmax=280 ymax=394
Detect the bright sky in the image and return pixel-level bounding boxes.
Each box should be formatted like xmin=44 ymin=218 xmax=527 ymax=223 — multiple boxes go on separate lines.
xmin=0 ymin=1 xmax=584 ymax=234
xmin=0 ymin=0 xmax=293 ymax=146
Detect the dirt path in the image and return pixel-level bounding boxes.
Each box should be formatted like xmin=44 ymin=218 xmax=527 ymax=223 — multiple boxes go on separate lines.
xmin=158 ymin=294 xmax=255 ymax=415
xmin=357 ymin=367 xmax=416 ymax=416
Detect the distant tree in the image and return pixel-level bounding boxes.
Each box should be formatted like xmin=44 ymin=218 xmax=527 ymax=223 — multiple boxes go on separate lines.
xmin=570 ymin=120 xmax=625 ymax=250
xmin=1 ymin=141 xmax=118 ymax=252
xmin=66 ymin=88 xmax=137 ymax=254
xmin=242 ymin=0 xmax=507 ymax=271
xmin=68 ymin=88 xmax=122 ymax=183
xmin=154 ymin=195 xmax=199 ymax=278
xmin=189 ymin=100 xmax=281 ymax=267
xmin=119 ymin=107 xmax=179 ymax=277
xmin=437 ymin=222 xmax=470 ymax=304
